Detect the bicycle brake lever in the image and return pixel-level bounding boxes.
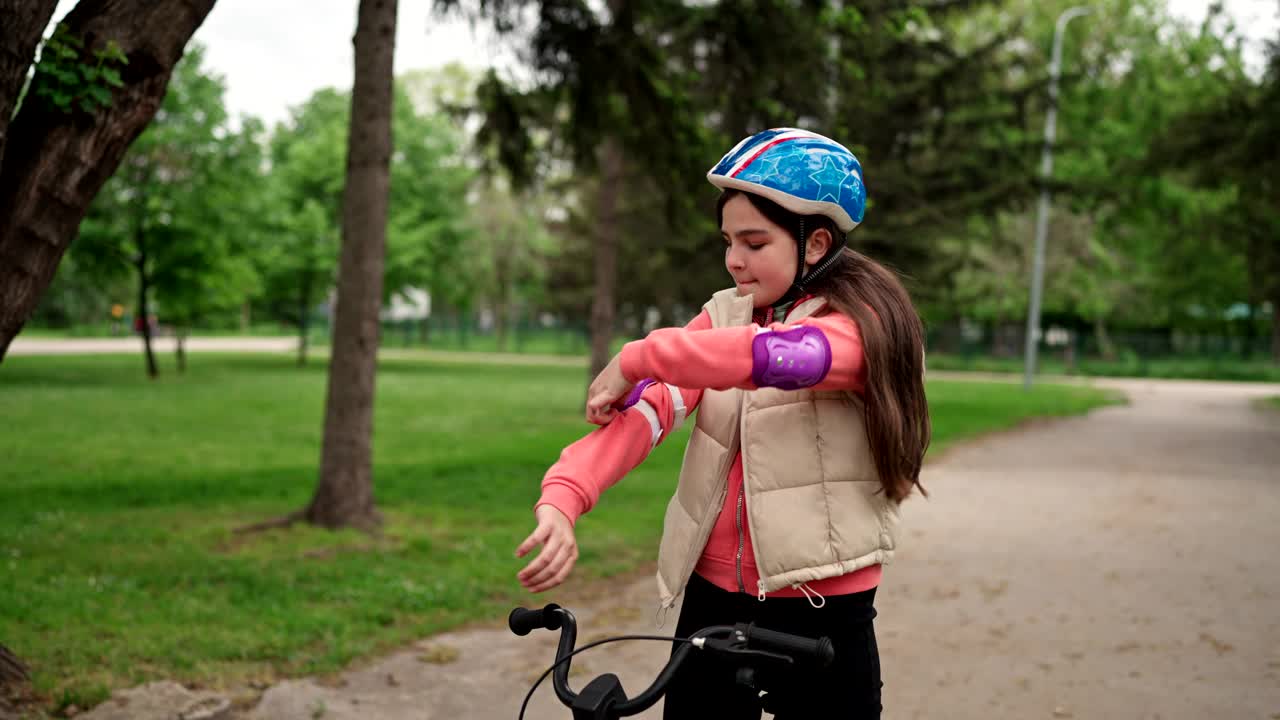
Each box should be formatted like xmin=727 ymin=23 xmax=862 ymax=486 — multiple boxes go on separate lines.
xmin=729 ymin=648 xmax=794 ymax=665
xmin=696 ymin=635 xmax=742 ymax=654
xmin=696 ymin=636 xmax=794 ymax=666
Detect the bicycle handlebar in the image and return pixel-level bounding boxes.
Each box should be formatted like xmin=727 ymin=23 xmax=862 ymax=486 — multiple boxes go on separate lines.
xmin=740 ymin=623 xmax=835 ymax=667
xmin=508 ymin=603 xmax=564 ymax=635
xmin=509 ymin=604 xmax=835 ymax=719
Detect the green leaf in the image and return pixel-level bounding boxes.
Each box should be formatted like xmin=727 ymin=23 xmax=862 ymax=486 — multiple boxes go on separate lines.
xmin=87 ymin=85 xmax=113 ymax=106
xmin=101 ymin=40 xmax=129 ymax=65
xmin=101 ymin=68 xmax=124 ymax=88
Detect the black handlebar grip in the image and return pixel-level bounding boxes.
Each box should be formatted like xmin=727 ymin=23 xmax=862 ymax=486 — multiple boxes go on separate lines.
xmin=746 ymin=625 xmax=835 ymax=667
xmin=508 ymin=603 xmax=564 ymax=636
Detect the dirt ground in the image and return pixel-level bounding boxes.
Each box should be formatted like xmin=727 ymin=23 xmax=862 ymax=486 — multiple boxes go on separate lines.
xmin=75 ymin=376 xmax=1280 ymax=720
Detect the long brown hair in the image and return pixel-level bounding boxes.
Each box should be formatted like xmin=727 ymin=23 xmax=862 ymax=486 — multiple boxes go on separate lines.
xmin=717 ymin=190 xmax=931 ymax=501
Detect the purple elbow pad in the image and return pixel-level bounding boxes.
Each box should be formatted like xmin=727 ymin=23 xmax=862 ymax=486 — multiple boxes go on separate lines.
xmin=615 ymin=378 xmax=657 ymax=410
xmin=751 ymin=326 xmax=832 ymax=390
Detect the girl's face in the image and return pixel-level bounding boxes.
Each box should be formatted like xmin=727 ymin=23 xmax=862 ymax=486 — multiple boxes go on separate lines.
xmin=721 ymin=194 xmax=830 ymax=308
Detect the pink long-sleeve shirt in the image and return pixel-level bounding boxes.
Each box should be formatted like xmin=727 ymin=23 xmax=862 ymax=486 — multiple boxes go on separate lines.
xmin=537 ymin=305 xmax=882 ymax=599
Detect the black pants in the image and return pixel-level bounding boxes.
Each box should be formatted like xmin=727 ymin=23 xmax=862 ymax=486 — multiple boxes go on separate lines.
xmin=662 ymin=573 xmax=882 ymax=720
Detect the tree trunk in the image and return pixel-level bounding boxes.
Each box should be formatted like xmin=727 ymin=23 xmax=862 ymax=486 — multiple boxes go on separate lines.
xmin=513 ymin=305 xmax=525 ymax=352
xmin=494 ymin=252 xmax=510 ymax=352
xmin=1272 ymin=300 xmax=1279 ymax=365
xmin=306 ymin=0 xmax=397 ymax=531
xmin=1239 ymin=303 xmax=1253 ymax=360
xmin=588 ymin=137 xmax=624 ymax=379
xmin=175 ymin=327 xmax=187 ymax=373
xmin=0 ymin=643 xmax=29 ymax=686
xmin=495 ymin=305 xmax=509 ymax=352
xmin=130 ymin=180 xmax=158 ymax=378
xmin=1094 ymin=316 xmax=1116 ymax=360
xmin=297 ymin=266 xmax=313 ymax=367
xmin=1246 ymin=233 xmax=1280 ymax=364
xmin=135 ymin=244 xmax=157 ymax=379
xmin=0 ymin=1 xmax=60 ymax=174
xmin=0 ymin=0 xmax=218 ymax=360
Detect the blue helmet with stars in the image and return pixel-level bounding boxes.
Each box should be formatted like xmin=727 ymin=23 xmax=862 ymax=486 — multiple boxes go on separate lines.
xmin=707 ymin=128 xmax=866 ymax=232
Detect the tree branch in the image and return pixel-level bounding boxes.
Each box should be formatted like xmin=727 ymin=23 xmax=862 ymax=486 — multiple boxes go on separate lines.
xmin=0 ymin=0 xmax=60 ymax=176
xmin=0 ymin=0 xmax=218 ymax=359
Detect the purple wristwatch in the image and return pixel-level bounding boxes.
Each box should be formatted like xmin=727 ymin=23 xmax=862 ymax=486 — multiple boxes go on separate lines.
xmin=616 ymin=378 xmax=658 ymax=410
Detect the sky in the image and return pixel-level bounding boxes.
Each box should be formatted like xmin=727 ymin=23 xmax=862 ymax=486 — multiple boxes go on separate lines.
xmin=47 ymin=0 xmax=1280 ymax=129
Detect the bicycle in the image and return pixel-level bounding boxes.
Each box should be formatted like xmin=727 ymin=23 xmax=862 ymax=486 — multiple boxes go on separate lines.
xmin=509 ymin=602 xmax=836 ymax=720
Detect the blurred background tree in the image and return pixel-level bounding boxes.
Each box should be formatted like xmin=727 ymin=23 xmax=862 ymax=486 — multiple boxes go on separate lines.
xmin=9 ymin=0 xmax=1278 ymax=375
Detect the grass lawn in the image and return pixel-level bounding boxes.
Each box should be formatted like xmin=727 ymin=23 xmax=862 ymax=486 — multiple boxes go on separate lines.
xmin=0 ymin=353 xmax=1119 ymax=711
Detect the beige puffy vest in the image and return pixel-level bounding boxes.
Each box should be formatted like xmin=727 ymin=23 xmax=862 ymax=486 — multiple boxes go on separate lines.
xmin=654 ymin=288 xmax=901 ymax=608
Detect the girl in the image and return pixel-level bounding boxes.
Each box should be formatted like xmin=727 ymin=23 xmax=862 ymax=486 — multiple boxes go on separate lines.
xmin=515 ymin=128 xmax=930 ymax=718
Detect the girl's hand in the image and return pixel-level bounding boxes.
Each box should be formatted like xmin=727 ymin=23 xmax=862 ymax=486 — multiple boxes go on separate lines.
xmin=515 ymin=504 xmax=579 ymax=593
xmin=585 ymin=354 xmax=634 ymax=425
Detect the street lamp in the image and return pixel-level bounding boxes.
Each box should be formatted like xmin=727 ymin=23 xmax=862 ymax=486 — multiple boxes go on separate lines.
xmin=1023 ymin=5 xmax=1092 ymax=390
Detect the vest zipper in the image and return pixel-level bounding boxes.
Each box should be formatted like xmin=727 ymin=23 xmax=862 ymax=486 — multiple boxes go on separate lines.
xmin=734 ymin=484 xmax=747 ymax=594
xmin=737 ymin=303 xmax=769 ymax=596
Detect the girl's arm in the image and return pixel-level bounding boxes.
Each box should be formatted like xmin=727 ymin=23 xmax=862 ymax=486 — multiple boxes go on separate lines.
xmin=617 ymin=312 xmax=866 ymax=394
xmin=535 ymin=311 xmax=711 ymax=524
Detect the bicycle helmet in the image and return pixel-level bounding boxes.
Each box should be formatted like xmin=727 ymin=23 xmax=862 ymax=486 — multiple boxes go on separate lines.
xmin=707 ymin=128 xmax=867 ymax=302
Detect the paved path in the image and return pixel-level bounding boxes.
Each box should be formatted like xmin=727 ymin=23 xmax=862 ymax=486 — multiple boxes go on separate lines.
xmin=70 ymin=373 xmax=1280 ymax=720
xmin=4 ymin=337 xmax=577 ymax=368
xmin=6 ymin=336 xmax=298 ymax=355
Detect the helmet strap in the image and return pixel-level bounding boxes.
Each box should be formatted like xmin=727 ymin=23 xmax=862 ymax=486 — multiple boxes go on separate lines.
xmin=778 ymin=218 xmax=846 ymax=306
xmin=794 ymin=218 xmax=807 ymax=286
xmin=776 ymin=218 xmax=810 ymax=307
